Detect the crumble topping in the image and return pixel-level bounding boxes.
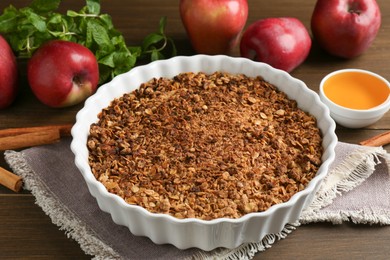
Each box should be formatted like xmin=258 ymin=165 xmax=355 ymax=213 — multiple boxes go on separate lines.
xmin=87 ymin=72 xmax=323 ymax=220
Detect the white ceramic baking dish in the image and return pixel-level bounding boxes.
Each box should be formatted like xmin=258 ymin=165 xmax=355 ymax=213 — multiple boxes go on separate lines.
xmin=71 ymin=55 xmax=337 ymax=251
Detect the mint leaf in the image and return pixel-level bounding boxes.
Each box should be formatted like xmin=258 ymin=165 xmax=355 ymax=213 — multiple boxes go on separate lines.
xmin=0 ymin=7 xmax=18 ymax=33
xmin=99 ymin=14 xmax=114 ymax=30
xmin=142 ymin=33 xmax=165 ymax=51
xmin=86 ymin=0 xmax=101 ymax=15
xmin=151 ymin=49 xmax=162 ymax=61
xmin=66 ymin=10 xmax=79 ymax=18
xmin=23 ymin=9 xmax=47 ymax=32
xmin=98 ymin=52 xmax=115 ymax=67
xmin=139 ymin=17 xmax=176 ymax=61
xmin=47 ymin=13 xmax=62 ymax=24
xmin=87 ymin=19 xmax=113 ymax=51
xmin=128 ymin=46 xmax=143 ymax=57
xmin=0 ymin=0 xmax=177 ymax=84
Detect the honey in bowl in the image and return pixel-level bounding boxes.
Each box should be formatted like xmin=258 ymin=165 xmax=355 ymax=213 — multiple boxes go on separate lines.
xmin=322 ymin=70 xmax=390 ymax=110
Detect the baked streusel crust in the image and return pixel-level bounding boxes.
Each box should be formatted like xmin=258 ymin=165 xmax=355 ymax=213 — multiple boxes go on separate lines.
xmin=87 ymin=72 xmax=323 ymax=220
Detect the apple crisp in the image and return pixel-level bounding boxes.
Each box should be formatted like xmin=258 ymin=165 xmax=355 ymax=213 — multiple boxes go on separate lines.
xmin=87 ymin=72 xmax=323 ymax=220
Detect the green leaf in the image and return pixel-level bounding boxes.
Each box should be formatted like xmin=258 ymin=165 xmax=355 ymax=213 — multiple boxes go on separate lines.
xmin=0 ymin=0 xmax=177 ymax=84
xmin=114 ymin=51 xmax=136 ymax=67
xmin=10 ymin=36 xmax=27 ymax=54
xmin=142 ymin=33 xmax=165 ymax=51
xmin=71 ymin=15 xmax=87 ymax=36
xmin=22 ymin=8 xmax=46 ymax=32
xmin=111 ymin=35 xmax=125 ymax=46
xmin=114 ymin=66 xmax=129 ymax=77
xmin=98 ymin=52 xmax=115 ymax=67
xmin=66 ymin=10 xmax=80 ymax=18
xmin=30 ymin=0 xmax=60 ymax=13
xmin=47 ymin=13 xmax=62 ymax=24
xmin=0 ymin=7 xmax=19 ymax=33
xmin=99 ymin=14 xmax=114 ymax=30
xmin=151 ymin=49 xmax=160 ymax=61
xmin=87 ymin=20 xmax=112 ymax=49
xmin=86 ymin=0 xmax=101 ymax=15
xmin=128 ymin=46 xmax=143 ymax=57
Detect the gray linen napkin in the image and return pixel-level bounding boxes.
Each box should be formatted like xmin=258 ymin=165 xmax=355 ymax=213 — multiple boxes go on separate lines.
xmin=4 ymin=139 xmax=390 ymax=260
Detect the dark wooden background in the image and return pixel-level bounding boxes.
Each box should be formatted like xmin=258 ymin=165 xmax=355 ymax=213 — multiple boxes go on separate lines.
xmin=0 ymin=0 xmax=389 ymax=259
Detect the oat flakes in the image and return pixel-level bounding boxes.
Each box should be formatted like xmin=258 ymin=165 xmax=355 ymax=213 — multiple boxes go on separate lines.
xmin=87 ymin=72 xmax=323 ymax=220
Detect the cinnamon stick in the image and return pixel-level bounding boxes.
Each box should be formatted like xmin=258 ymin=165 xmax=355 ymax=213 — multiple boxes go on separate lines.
xmin=360 ymin=130 xmax=390 ymax=147
xmin=0 ymin=124 xmax=72 ymax=138
xmin=0 ymin=166 xmax=22 ymax=192
xmin=0 ymin=124 xmax=72 ymax=150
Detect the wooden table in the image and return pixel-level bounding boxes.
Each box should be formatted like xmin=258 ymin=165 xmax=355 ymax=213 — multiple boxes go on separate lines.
xmin=0 ymin=0 xmax=389 ymax=259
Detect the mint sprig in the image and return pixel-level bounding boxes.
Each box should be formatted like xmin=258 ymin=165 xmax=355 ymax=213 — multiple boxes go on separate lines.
xmin=0 ymin=0 xmax=176 ymax=84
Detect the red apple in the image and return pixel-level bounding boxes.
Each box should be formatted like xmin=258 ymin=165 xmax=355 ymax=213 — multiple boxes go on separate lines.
xmin=311 ymin=0 xmax=381 ymax=58
xmin=180 ymin=0 xmax=248 ymax=55
xmin=0 ymin=35 xmax=18 ymax=109
xmin=240 ymin=17 xmax=312 ymax=72
xmin=27 ymin=40 xmax=99 ymax=108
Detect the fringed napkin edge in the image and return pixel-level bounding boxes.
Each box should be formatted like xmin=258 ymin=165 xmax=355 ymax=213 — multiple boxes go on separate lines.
xmin=4 ymin=149 xmax=299 ymax=260
xmin=202 ymin=223 xmax=298 ymax=260
xmin=299 ymin=145 xmax=390 ymax=225
xmin=4 ymin=144 xmax=390 ymax=260
xmin=4 ymin=150 xmax=121 ymax=260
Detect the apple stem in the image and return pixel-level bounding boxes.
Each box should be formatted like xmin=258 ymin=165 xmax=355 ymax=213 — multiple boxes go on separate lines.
xmin=73 ymin=75 xmax=83 ymax=87
xmin=348 ymin=3 xmax=362 ymax=15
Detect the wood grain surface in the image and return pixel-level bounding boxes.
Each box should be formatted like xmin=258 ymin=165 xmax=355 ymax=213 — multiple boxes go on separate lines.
xmin=0 ymin=0 xmax=389 ymax=259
